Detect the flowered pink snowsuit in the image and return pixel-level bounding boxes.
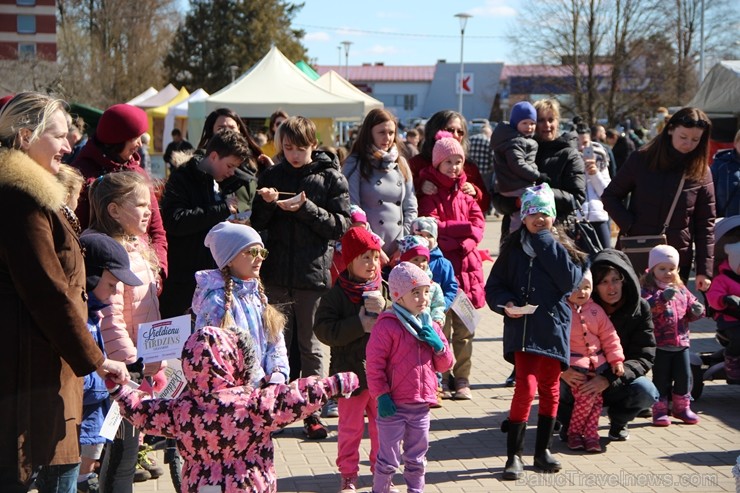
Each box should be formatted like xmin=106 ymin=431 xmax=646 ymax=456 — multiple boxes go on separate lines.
xmin=108 ymin=326 xmax=358 ymax=492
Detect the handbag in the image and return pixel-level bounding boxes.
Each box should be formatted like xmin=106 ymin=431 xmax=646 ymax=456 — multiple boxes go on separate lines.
xmin=619 ymin=175 xmax=685 ymax=274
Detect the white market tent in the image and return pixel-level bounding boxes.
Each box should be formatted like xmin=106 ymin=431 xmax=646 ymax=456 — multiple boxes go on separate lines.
xmin=163 ymin=88 xmax=209 ymax=149
xmin=134 ymin=84 xmax=179 ymax=109
xmin=315 ymin=70 xmax=384 ymax=117
xmin=188 ymin=46 xmax=365 ymax=140
xmin=688 ymin=60 xmax=740 ymax=118
xmin=127 ymin=87 xmax=158 ymax=106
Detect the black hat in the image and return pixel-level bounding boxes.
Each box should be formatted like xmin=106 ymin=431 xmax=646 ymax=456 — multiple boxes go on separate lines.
xmin=80 ymin=232 xmax=143 ymax=292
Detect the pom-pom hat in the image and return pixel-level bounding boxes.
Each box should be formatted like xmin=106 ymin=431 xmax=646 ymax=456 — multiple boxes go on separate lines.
xmin=96 ymin=104 xmax=149 ymax=145
xmin=648 ymin=244 xmax=679 ymax=270
xmin=520 ymin=183 xmax=556 ymax=218
xmin=204 ymin=222 xmax=263 ymax=269
xmin=389 ymin=261 xmax=431 ymax=302
xmin=432 ymin=130 xmax=465 ymax=167
xmin=341 ymin=226 xmax=381 ymax=264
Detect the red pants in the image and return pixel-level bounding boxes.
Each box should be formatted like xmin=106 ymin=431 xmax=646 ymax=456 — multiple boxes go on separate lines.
xmin=510 ymin=352 xmax=562 ymax=422
xmin=569 ymin=383 xmax=603 ymax=440
xmin=336 ymin=389 xmax=379 ymax=477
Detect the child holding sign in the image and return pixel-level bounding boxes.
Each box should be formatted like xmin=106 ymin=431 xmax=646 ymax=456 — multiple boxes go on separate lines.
xmin=193 ymin=221 xmax=289 ymax=387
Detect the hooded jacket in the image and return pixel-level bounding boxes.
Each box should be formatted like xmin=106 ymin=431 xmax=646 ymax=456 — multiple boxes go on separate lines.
xmin=109 ymin=326 xmax=352 ymax=493
xmin=589 ymin=249 xmax=656 ymax=386
xmin=706 ymin=260 xmax=740 ymax=326
xmin=491 ymin=123 xmax=540 ymax=193
xmin=250 ymin=151 xmax=352 ymax=290
xmin=0 ymin=150 xmax=104 ymax=484
xmin=569 ymin=299 xmax=624 ymax=371
xmin=429 ymin=246 xmax=459 ymax=310
xmin=535 ymin=132 xmax=586 ymax=220
xmin=81 ymin=294 xmax=111 ymax=446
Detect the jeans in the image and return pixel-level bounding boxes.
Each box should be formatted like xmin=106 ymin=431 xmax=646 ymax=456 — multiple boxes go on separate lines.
xmin=653 ymin=348 xmax=691 ymax=396
xmin=35 ymin=463 xmax=81 ymax=493
xmin=99 ymin=418 xmax=139 ymax=493
xmin=559 ymin=375 xmax=658 ymax=429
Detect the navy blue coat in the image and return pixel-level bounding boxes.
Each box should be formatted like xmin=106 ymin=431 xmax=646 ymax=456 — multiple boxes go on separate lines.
xmin=711 ymin=148 xmax=740 ymax=217
xmin=485 ymin=228 xmax=582 ymax=369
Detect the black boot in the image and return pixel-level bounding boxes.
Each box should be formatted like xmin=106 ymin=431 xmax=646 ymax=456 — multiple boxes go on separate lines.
xmin=533 ymin=415 xmax=561 ymax=472
xmin=501 ymin=419 xmax=526 ymax=480
xmin=505 ymin=368 xmax=516 ymax=387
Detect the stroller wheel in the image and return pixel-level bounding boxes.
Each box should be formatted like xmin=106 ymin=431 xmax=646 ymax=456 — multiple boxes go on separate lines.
xmin=690 ymin=363 xmax=705 ymax=401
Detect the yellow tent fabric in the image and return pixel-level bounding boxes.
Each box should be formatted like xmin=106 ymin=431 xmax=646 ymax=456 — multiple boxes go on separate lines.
xmin=146 ymin=87 xmax=190 ymax=152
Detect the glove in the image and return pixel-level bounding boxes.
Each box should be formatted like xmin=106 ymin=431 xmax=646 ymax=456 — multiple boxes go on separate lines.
xmin=334 ymin=372 xmax=360 ymax=397
xmin=104 ymin=378 xmax=120 ymax=395
xmin=536 ymin=172 xmax=551 ymax=184
xmin=265 ymin=371 xmax=286 ymax=386
xmin=661 ymin=287 xmax=678 ymax=301
xmin=418 ymin=324 xmax=444 ymax=353
xmin=377 ymin=393 xmax=397 ymax=417
xmin=724 ymin=295 xmax=740 ymax=309
xmin=690 ymin=301 xmax=705 ymax=317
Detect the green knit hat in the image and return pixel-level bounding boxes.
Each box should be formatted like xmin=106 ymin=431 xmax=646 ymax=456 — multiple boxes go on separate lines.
xmin=520 ymin=183 xmax=556 ymax=218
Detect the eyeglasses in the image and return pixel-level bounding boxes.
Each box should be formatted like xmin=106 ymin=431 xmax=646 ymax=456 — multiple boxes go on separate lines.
xmin=445 ymin=127 xmax=465 ymax=137
xmin=242 ymin=247 xmax=269 ymax=259
xmin=675 ymin=115 xmax=709 ymax=129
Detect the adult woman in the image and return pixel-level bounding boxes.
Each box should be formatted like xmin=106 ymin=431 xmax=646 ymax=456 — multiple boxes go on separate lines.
xmin=575 ymin=124 xmax=612 ymax=249
xmin=408 ymin=110 xmax=490 ymax=213
xmin=602 ymin=107 xmax=715 ymax=286
xmin=72 ymin=104 xmax=169 ymax=276
xmin=343 ymin=108 xmax=417 ymax=261
xmin=533 ymin=99 xmax=586 ymax=223
xmin=196 ymin=107 xmax=273 ymax=214
xmin=0 ymin=92 xmax=128 ymax=491
xmin=558 ymin=249 xmax=659 ymax=442
xmin=711 ymin=129 xmax=740 ymax=218
xmin=261 ymin=109 xmax=288 ymax=159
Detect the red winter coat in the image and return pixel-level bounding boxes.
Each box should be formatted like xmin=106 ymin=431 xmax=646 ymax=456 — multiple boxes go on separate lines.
xmin=409 ymin=153 xmax=490 ymax=213
xmin=417 ymin=166 xmax=486 ymax=308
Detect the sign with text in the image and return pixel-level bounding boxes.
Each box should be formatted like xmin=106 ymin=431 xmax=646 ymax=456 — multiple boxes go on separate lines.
xmin=158 ymin=359 xmax=187 ymax=399
xmin=136 ymin=315 xmax=191 ymax=363
xmin=450 ymin=290 xmax=481 ymax=335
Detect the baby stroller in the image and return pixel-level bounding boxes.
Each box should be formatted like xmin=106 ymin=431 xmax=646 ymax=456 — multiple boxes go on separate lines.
xmin=690 ymin=328 xmax=732 ymax=400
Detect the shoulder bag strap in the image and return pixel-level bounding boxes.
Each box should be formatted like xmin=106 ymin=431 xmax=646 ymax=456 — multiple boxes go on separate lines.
xmin=660 ymin=175 xmax=686 ymax=235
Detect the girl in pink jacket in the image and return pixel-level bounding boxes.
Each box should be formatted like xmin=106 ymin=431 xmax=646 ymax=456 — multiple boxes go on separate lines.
xmin=566 ymin=270 xmax=624 ymax=453
xmin=366 ymin=262 xmax=453 ymax=493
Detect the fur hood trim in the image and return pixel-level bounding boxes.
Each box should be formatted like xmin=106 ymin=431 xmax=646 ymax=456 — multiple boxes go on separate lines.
xmin=171 ymin=149 xmax=196 ymax=168
xmin=0 ymin=149 xmax=66 ymax=210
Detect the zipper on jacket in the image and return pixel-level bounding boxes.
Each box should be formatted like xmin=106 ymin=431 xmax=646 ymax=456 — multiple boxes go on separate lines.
xmin=521 ymin=257 xmax=534 ymax=351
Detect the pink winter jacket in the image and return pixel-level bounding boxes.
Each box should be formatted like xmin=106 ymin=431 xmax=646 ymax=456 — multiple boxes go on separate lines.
xmin=568 ymin=299 xmax=625 ymax=371
xmin=100 ymin=238 xmax=161 ymax=364
xmin=417 ymin=166 xmax=486 ymax=308
xmin=366 ymin=311 xmax=453 ymax=406
xmin=706 ymin=260 xmax=740 ymax=322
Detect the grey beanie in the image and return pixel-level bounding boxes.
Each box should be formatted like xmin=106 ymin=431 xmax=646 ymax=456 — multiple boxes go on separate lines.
xmin=204 ymin=222 xmax=263 ymax=269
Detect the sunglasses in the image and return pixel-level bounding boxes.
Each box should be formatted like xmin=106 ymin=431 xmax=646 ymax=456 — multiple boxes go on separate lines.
xmin=242 ymin=247 xmax=269 ymax=259
xmin=445 ymin=127 xmax=465 ymax=137
xmin=675 ymin=115 xmax=709 ymax=129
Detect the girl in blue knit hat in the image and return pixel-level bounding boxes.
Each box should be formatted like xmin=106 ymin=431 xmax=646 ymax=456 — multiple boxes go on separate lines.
xmin=485 ymin=183 xmax=585 ymax=480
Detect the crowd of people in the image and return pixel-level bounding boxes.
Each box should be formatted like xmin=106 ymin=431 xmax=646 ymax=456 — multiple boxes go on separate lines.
xmin=1 ymin=89 xmax=738 ymax=493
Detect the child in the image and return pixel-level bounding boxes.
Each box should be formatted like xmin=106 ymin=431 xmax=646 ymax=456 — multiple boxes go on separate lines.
xmin=417 ymin=131 xmax=485 ymax=400
xmin=192 ymin=221 xmax=289 ymax=387
xmin=56 ymin=163 xmax=85 ymax=234
xmin=77 ymin=232 xmax=143 ymax=491
xmin=314 ymin=226 xmax=390 ymax=492
xmin=707 ymin=241 xmax=740 ymax=384
xmin=485 ymin=183 xmax=584 ymax=480
xmin=331 ymin=205 xmax=387 ymax=284
xmin=566 ymin=270 xmax=625 ymax=453
xmin=87 ymin=171 xmax=167 ymax=484
xmin=641 ymin=245 xmax=705 ymax=425
xmin=398 ymin=234 xmax=446 ymax=327
xmin=106 ymin=325 xmax=359 ymax=492
xmin=250 ymin=116 xmax=352 ymax=439
xmin=411 ymin=217 xmax=459 ymax=315
xmin=366 ymin=262 xmax=453 ymax=493
xmin=491 ymin=101 xmax=542 ymax=232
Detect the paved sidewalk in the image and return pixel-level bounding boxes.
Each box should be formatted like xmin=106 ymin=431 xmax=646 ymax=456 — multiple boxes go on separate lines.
xmin=136 ymin=215 xmax=740 ymax=492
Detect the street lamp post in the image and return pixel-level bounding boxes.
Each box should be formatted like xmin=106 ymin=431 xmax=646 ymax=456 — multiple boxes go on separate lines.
xmin=341 ymin=40 xmax=353 ymax=81
xmin=337 ymin=45 xmax=342 ymax=68
xmin=229 ymin=65 xmax=239 ymax=83
xmin=454 ymin=13 xmax=472 ymax=115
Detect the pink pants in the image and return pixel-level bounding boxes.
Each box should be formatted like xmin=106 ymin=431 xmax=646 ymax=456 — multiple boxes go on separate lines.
xmin=510 ymin=352 xmax=562 ymax=422
xmin=569 ymin=382 xmax=603 ymax=440
xmin=337 ymin=389 xmax=379 ymax=477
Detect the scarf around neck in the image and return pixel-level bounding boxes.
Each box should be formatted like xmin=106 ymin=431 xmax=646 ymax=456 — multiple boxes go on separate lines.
xmin=337 ymin=271 xmax=382 ymax=304
xmin=392 ymin=302 xmax=433 ymax=341
xmin=370 ymin=145 xmax=399 ymax=170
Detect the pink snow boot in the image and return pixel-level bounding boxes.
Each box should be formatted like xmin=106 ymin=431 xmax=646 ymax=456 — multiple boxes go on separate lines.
xmin=652 ymin=397 xmax=671 ymax=427
xmin=672 ymin=393 xmax=699 ymax=424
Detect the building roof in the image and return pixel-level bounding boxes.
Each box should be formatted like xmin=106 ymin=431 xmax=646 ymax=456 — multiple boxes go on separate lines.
xmin=502 ymin=64 xmax=612 ymax=78
xmin=315 ymin=65 xmax=436 ymax=82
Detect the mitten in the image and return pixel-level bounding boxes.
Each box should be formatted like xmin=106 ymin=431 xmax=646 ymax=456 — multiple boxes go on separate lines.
xmin=334 ymin=372 xmax=360 ymax=397
xmin=418 ymin=324 xmax=444 ymax=353
xmin=104 ymin=378 xmax=121 ymax=395
xmin=266 ymin=371 xmax=287 ymax=385
xmin=690 ymin=301 xmax=705 ymax=317
xmin=377 ymin=393 xmax=397 ymax=418
xmin=724 ymin=295 xmax=740 ymax=309
xmin=661 ymin=287 xmax=678 ymax=301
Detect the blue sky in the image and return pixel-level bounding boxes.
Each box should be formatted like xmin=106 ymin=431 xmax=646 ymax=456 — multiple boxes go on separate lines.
xmin=292 ymin=0 xmax=523 ymax=66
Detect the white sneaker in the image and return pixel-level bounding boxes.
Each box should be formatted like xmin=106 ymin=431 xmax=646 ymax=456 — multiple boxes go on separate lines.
xmin=339 ymin=475 xmax=357 ymax=492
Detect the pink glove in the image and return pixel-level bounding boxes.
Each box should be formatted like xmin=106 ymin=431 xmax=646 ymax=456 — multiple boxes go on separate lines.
xmin=333 ymin=372 xmax=360 ymax=397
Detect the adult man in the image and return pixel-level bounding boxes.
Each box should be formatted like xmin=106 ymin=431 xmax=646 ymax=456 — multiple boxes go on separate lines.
xmin=163 ymin=128 xmax=193 ymax=171
xmin=468 ymin=122 xmax=494 ymax=213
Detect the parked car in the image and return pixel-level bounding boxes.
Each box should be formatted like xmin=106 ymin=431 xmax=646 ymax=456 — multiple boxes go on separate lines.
xmin=469 ymin=118 xmax=491 ymax=136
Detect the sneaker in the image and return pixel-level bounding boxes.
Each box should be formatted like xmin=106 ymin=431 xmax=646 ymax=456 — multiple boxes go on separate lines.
xmin=389 ymin=483 xmax=401 ymax=493
xmin=607 ymin=423 xmax=630 ymax=441
xmin=77 ymin=473 xmax=99 ymax=493
xmin=339 ymin=475 xmax=357 ymax=492
xmin=454 ymin=378 xmax=472 ymax=400
xmin=440 ymin=382 xmax=454 ymax=400
xmin=137 ymin=445 xmax=164 ymax=479
xmin=567 ymin=434 xmax=585 ymax=450
xmin=584 ymin=437 xmax=602 ymax=453
xmin=323 ymin=398 xmax=339 ymax=418
xmin=303 ymin=414 xmax=329 ymax=440
xmin=133 ymin=466 xmax=151 ymax=483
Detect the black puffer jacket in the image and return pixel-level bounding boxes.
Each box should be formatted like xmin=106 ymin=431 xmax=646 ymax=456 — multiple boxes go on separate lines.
xmin=159 ymin=151 xmax=231 ymax=317
xmin=590 ymin=249 xmax=656 ymax=387
xmin=535 ymin=132 xmax=586 ymax=220
xmin=250 ymin=151 xmax=351 ymax=290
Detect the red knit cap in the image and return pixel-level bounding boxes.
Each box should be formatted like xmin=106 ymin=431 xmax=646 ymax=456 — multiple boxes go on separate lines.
xmin=96 ymin=104 xmax=149 ymax=144
xmin=0 ymin=94 xmax=15 ymax=111
xmin=341 ymin=226 xmax=381 ymax=265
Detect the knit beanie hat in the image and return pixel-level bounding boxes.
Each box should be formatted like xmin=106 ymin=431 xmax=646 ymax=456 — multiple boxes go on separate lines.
xmin=648 ymin=244 xmax=679 ymax=271
xmin=80 ymin=231 xmax=143 ymax=293
xmin=510 ymin=101 xmax=537 ymax=130
xmin=204 ymin=221 xmax=263 ymax=269
xmin=579 ymin=269 xmax=593 ymax=288
xmin=398 ymin=235 xmax=430 ymax=262
xmin=725 ymin=242 xmax=740 ymax=273
xmin=96 ymin=104 xmax=149 ymax=145
xmin=349 ymin=204 xmax=367 ymax=224
xmin=432 ymin=130 xmax=465 ymax=167
xmin=520 ymin=183 xmax=556 ymax=218
xmin=389 ymin=261 xmax=431 ymax=302
xmin=341 ymin=226 xmax=381 ymax=264
xmin=411 ymin=216 xmax=438 ymax=240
